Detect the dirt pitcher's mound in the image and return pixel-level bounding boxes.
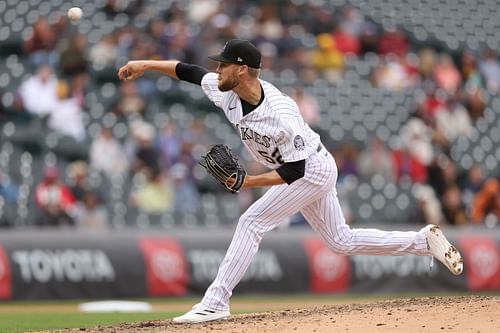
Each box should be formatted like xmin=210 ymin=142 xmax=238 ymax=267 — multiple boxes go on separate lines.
xmin=58 ymin=296 xmax=499 ymax=333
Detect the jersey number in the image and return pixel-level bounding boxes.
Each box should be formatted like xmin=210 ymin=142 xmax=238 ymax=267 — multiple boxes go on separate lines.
xmin=258 ymin=148 xmax=284 ymax=165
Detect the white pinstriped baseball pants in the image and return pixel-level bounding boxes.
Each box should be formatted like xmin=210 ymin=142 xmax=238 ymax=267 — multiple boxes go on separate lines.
xmin=202 ymin=149 xmax=430 ymax=311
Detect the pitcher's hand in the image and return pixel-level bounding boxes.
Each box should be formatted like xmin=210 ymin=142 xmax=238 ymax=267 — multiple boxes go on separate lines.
xmin=118 ymin=61 xmax=146 ymax=81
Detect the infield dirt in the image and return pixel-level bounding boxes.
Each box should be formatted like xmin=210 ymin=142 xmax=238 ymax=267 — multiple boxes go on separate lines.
xmin=43 ymin=295 xmax=499 ymax=333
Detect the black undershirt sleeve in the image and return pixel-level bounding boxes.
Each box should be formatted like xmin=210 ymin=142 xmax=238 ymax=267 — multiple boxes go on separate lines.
xmin=175 ymin=62 xmax=209 ymax=85
xmin=276 ymin=159 xmax=306 ymax=185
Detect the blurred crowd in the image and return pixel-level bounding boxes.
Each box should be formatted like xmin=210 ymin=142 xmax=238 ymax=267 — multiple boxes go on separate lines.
xmin=1 ymin=0 xmax=499 ymax=229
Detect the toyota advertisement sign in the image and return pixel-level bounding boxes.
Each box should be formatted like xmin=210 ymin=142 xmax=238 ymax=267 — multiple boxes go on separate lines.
xmin=0 ymin=228 xmax=497 ymax=300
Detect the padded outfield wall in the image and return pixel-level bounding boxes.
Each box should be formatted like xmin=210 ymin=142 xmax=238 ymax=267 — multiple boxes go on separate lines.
xmin=0 ymin=226 xmax=498 ymax=300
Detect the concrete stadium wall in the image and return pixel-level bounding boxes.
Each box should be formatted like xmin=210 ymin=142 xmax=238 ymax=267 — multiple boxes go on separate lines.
xmin=0 ymin=226 xmax=498 ymax=300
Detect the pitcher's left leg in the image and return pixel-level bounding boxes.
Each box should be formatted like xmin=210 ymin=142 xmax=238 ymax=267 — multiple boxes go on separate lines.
xmin=301 ymin=189 xmax=429 ymax=256
xmin=301 ymin=189 xmax=463 ymax=274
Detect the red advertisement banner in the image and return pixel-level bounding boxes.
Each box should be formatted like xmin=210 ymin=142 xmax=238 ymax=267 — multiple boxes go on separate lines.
xmin=459 ymin=236 xmax=500 ymax=291
xmin=138 ymin=238 xmax=188 ymax=296
xmin=303 ymin=238 xmax=350 ymax=293
xmin=0 ymin=243 xmax=12 ymax=300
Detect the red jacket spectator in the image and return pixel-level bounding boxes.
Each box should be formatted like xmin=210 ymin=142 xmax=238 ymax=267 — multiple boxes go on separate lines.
xmin=378 ymin=28 xmax=409 ymax=56
xmin=392 ymin=149 xmax=428 ymax=183
xmin=332 ymin=27 xmax=361 ymax=56
xmin=35 ymin=166 xmax=76 ymax=212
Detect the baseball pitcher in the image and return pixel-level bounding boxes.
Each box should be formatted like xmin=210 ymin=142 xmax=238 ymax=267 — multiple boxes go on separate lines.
xmin=118 ymin=39 xmax=463 ymax=323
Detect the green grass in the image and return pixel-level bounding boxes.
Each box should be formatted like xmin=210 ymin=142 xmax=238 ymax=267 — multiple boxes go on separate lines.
xmin=0 ymin=312 xmax=175 ymax=333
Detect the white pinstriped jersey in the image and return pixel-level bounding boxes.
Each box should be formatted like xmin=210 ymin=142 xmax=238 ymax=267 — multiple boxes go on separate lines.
xmin=196 ymin=70 xmax=436 ymax=315
xmin=201 ymin=72 xmax=321 ymax=169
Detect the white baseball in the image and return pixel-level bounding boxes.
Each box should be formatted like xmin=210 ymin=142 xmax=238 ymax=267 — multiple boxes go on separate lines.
xmin=67 ymin=7 xmax=83 ymax=21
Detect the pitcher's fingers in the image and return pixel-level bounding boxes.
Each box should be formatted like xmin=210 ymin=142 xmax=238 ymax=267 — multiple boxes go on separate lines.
xmin=118 ymin=67 xmax=130 ymax=80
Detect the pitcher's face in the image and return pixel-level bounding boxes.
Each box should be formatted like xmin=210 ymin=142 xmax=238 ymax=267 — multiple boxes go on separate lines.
xmin=216 ymin=62 xmax=241 ymax=92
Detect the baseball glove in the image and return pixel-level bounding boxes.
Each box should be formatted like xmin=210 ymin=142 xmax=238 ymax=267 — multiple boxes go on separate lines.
xmin=200 ymin=144 xmax=246 ymax=193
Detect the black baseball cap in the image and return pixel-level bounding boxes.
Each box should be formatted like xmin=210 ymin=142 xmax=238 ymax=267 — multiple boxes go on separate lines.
xmin=208 ymin=39 xmax=261 ymax=69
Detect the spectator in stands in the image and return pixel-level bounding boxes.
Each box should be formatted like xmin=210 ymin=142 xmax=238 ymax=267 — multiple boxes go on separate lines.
xmin=181 ymin=119 xmax=211 ymax=154
xmin=434 ymin=96 xmax=472 ymax=144
xmin=157 ymin=122 xmax=182 ymax=169
xmin=5 ymin=0 xmax=499 ymax=231
xmin=90 ymin=127 xmax=129 ymax=179
xmin=130 ymin=121 xmax=161 ymax=178
xmin=66 ymin=161 xmax=90 ymax=202
xmin=333 ymin=143 xmax=359 ymax=179
xmin=129 ymin=171 xmax=174 ymax=214
xmin=23 ymin=16 xmax=62 ymax=67
xmin=69 ymin=71 xmax=88 ymax=108
xmin=170 ymin=163 xmax=200 ymax=215
xmin=471 ymin=177 xmax=500 ymax=225
xmin=465 ymin=85 xmax=487 ymax=122
xmin=311 ymin=33 xmax=345 ymax=83
xmin=257 ymin=4 xmax=285 ymax=43
xmin=399 ymin=113 xmax=434 ymax=166
xmin=35 ymin=201 xmax=75 ymax=227
xmin=89 ymin=34 xmax=119 ymax=70
xmin=358 ymin=136 xmax=395 ymax=182
xmin=417 ymin=95 xmax=454 ymax=155
xmin=433 ymin=54 xmax=461 ymax=94
xmin=478 ymin=48 xmax=500 ymax=91
xmin=34 ymin=166 xmax=76 ymax=227
xmin=422 ymin=88 xmax=448 ymax=118
xmin=441 ymin=184 xmax=468 ymax=225
xmin=48 ymin=80 xmax=86 ymax=142
xmin=372 ymin=55 xmax=415 ymax=90
xmin=392 ymin=145 xmax=427 ymax=184
xmin=461 ymin=50 xmax=482 ymax=89
xmin=147 ymin=18 xmax=169 ymax=59
xmin=339 ymin=6 xmax=365 ymax=37
xmin=74 ymin=190 xmax=108 ymax=230
xmin=377 ymin=26 xmax=409 ymax=56
xmin=332 ymin=25 xmax=361 ymax=56
xmin=418 ymin=48 xmax=437 ymax=82
xmin=359 ymin=21 xmax=379 ymax=55
xmin=113 ymin=80 xmax=146 ymax=117
xmin=18 ymin=65 xmax=58 ymax=118
xmin=58 ymin=33 xmax=89 ymax=79
xmin=413 ymin=184 xmax=444 ymax=225
xmin=0 ymin=171 xmax=19 ymax=204
xmin=291 ymin=85 xmax=321 ymax=129
xmin=157 ymin=21 xmax=200 ymax=64
xmin=427 ymin=155 xmax=458 ymax=198
xmin=306 ymin=6 xmax=336 ymax=35
xmin=460 ymin=164 xmax=485 ymax=212
xmin=0 ymin=89 xmax=5 ymax=122
xmin=104 ymin=0 xmax=144 ymax=17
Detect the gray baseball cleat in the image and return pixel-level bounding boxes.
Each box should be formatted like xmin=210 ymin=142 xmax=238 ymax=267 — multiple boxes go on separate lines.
xmin=172 ymin=303 xmax=230 ymax=324
xmin=422 ymin=224 xmax=463 ymax=275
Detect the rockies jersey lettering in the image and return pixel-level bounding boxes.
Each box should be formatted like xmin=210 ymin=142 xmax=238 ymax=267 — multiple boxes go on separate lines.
xmin=236 ymin=125 xmax=272 ymax=148
xmin=201 ymin=72 xmax=321 ymax=169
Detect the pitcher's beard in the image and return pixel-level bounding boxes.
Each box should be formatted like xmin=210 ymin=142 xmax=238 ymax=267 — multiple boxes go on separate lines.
xmin=218 ymin=77 xmax=240 ymax=92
